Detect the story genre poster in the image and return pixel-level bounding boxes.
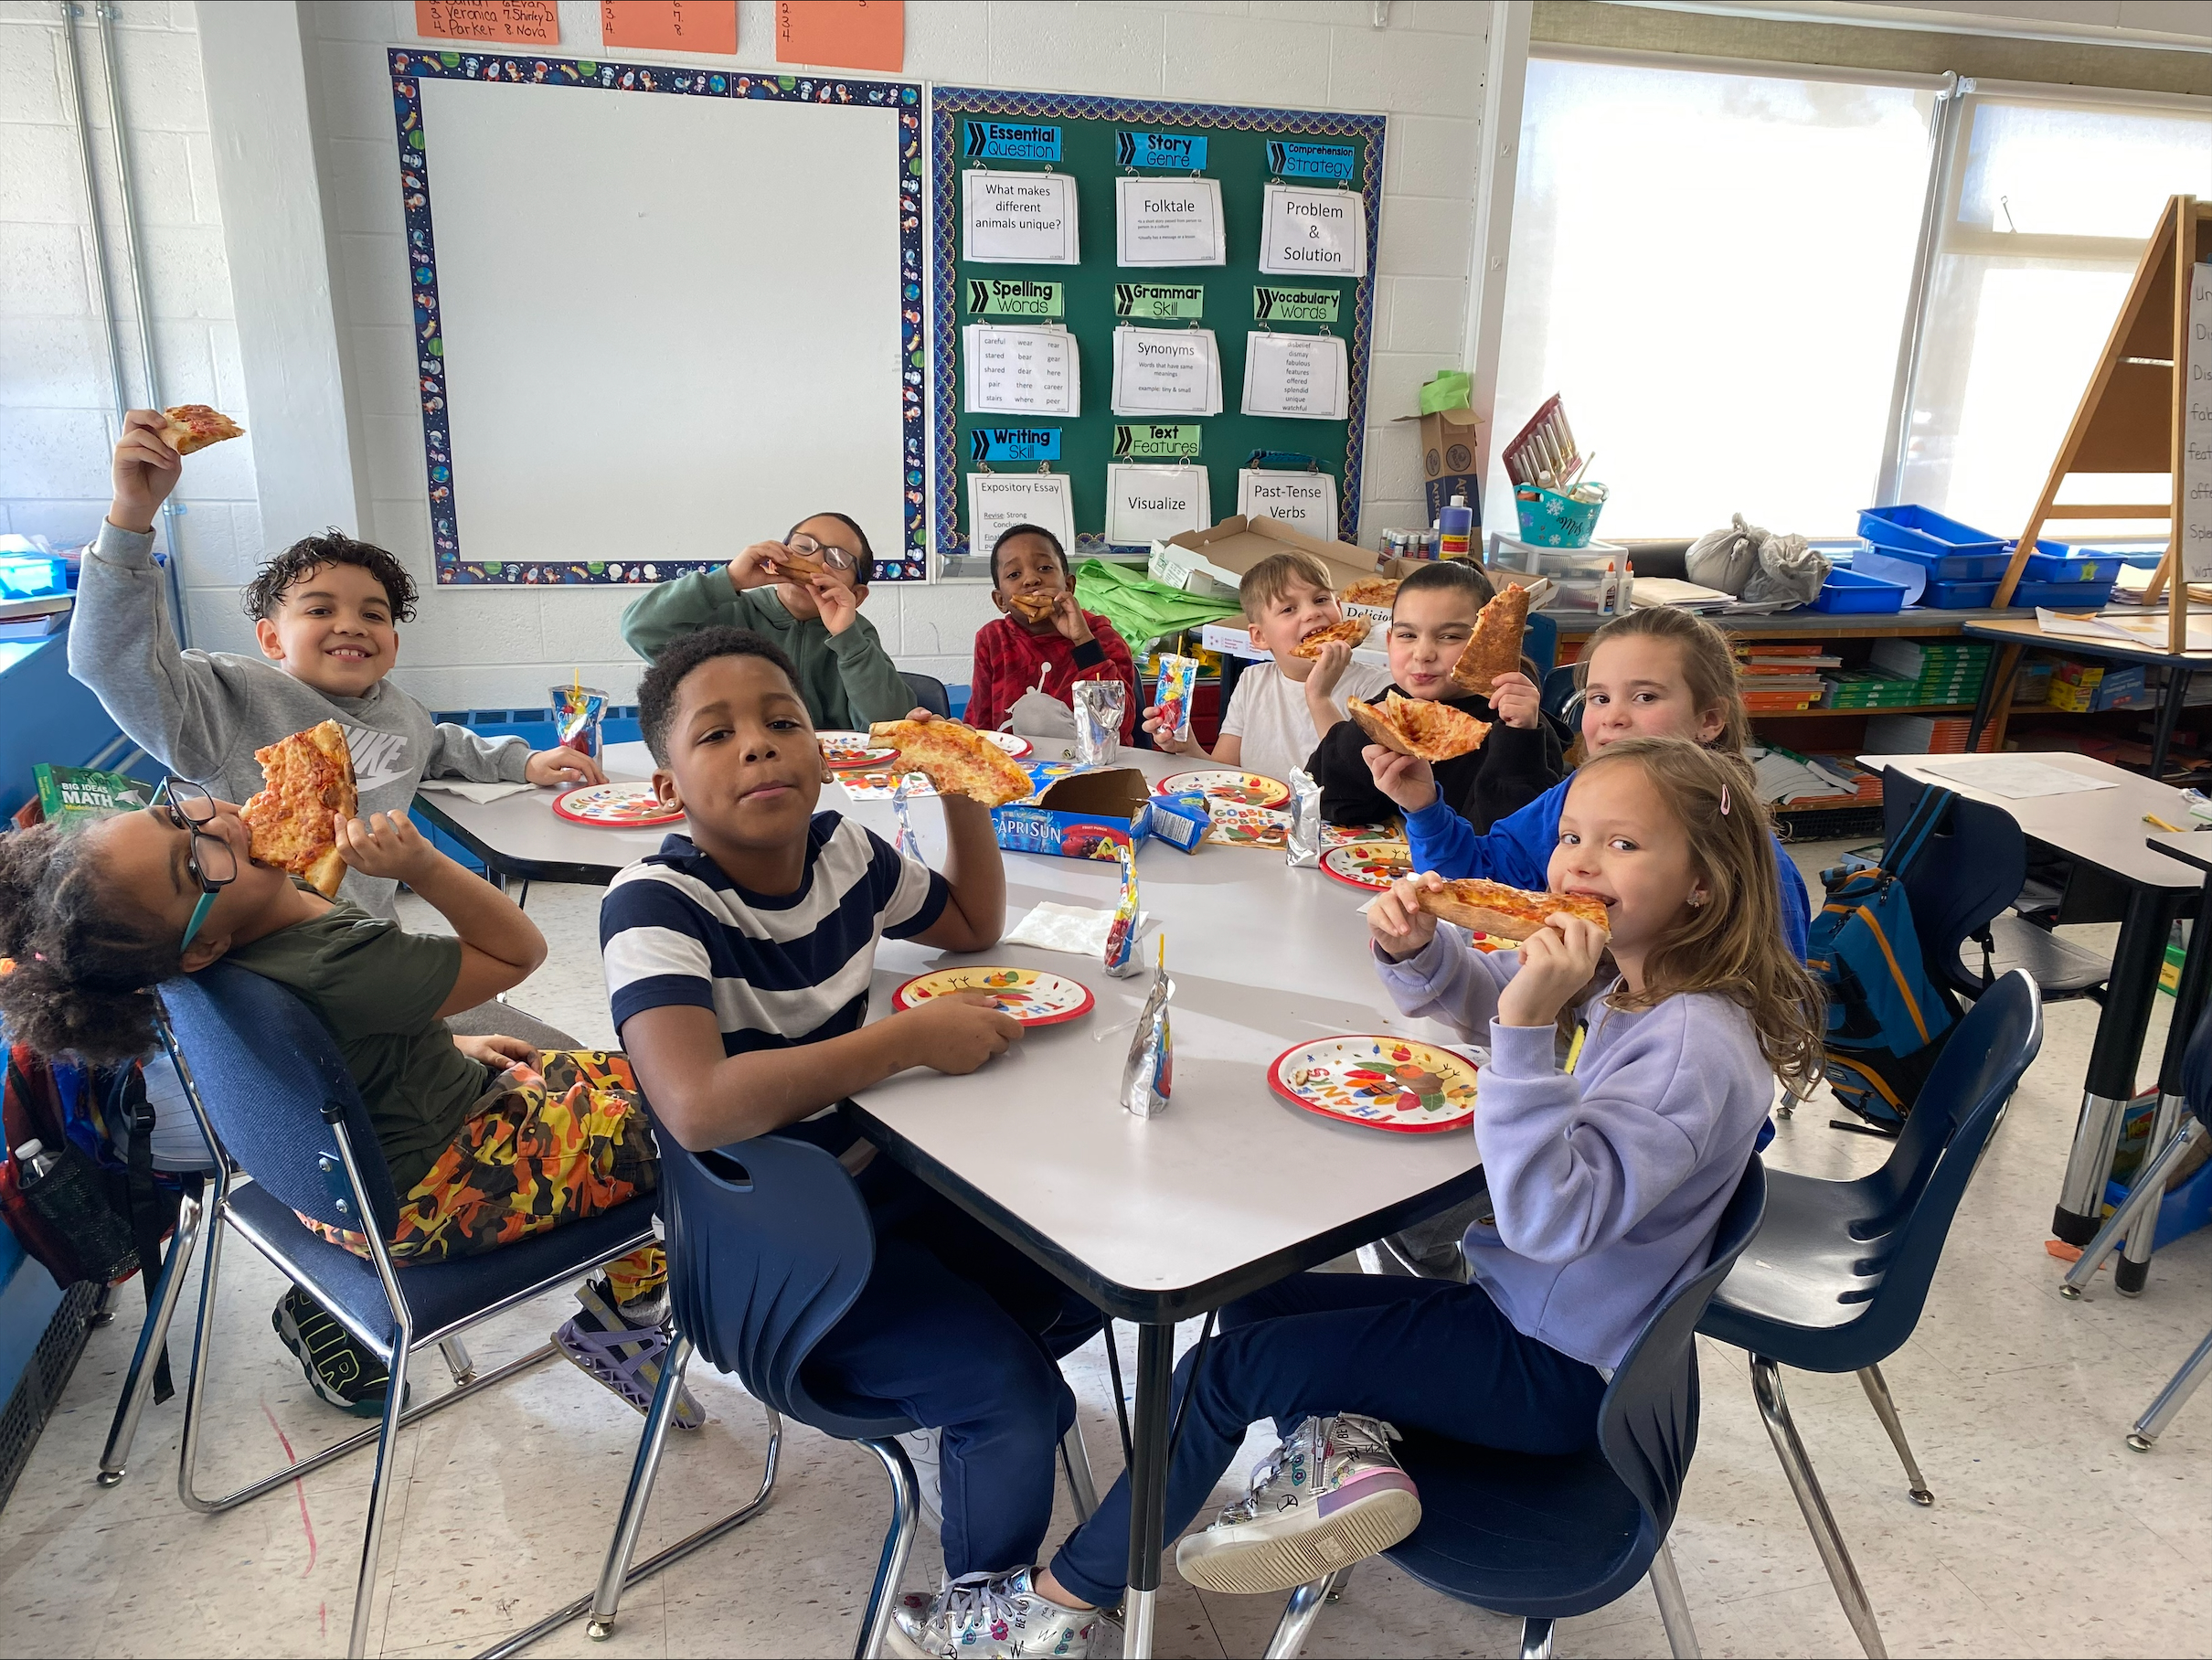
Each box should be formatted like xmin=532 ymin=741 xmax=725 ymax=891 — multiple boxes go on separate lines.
xmin=415 ymin=0 xmax=559 ymax=45
xmin=601 ymin=0 xmax=737 ymax=54
xmin=776 ymin=0 xmax=902 ymax=72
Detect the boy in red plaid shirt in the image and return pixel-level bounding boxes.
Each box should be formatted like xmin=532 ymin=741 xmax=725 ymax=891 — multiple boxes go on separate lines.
xmin=963 ymin=525 xmax=1138 ymax=742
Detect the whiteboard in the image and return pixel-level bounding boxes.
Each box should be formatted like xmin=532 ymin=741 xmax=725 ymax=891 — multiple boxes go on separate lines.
xmin=410 ymin=71 xmax=912 ymax=583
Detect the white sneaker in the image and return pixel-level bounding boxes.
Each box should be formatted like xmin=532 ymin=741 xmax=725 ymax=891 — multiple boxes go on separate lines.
xmin=888 ymin=1568 xmax=1098 ymax=1659
xmin=896 ymin=1426 xmax=944 ymax=1527
xmin=1174 ymin=1413 xmax=1420 ymax=1596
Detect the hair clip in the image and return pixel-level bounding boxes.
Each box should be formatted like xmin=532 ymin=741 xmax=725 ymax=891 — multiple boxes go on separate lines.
xmin=1719 ymin=783 xmax=1731 ymax=816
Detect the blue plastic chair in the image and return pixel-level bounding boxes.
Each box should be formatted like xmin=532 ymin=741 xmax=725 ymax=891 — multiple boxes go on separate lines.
xmin=1698 ymin=971 xmax=2043 ymax=1660
xmin=141 ymin=963 xmax=661 ymax=1660
xmin=899 ymin=670 xmax=952 ymax=718
xmin=1540 ymin=662 xmax=1581 ymax=725
xmin=498 ymin=1133 xmax=1101 ymax=1660
xmin=1268 ymin=1158 xmax=1768 ymax=1660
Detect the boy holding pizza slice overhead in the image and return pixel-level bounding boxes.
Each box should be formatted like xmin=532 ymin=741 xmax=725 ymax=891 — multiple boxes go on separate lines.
xmin=73 ymin=410 xmax=604 ymax=919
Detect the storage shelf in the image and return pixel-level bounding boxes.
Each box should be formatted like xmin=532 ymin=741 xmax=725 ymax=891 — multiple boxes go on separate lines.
xmin=1754 ymin=704 xmax=1977 ymax=718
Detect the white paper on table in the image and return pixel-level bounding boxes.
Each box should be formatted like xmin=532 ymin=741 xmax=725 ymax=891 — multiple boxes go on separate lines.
xmin=1917 ymin=757 xmax=2120 ymax=799
xmin=964 ymin=324 xmax=1079 ymax=417
xmin=967 ymin=470 xmax=1075 ymax=559
xmin=1005 ymin=900 xmax=1150 ymax=957
xmin=962 ymin=169 xmax=1079 ymax=264
xmin=1237 ymin=469 xmax=1338 ymax=542
xmin=1104 ymin=463 xmax=1210 ymax=546
xmin=417 ymin=779 xmax=535 ymax=803
xmin=1114 ymin=176 xmax=1226 ymax=266
xmin=1258 ymin=182 xmax=1367 ymax=279
xmin=1240 ymin=330 xmax=1348 ymax=420
xmin=1111 ymin=325 xmax=1219 ymax=417
xmin=2034 ymin=606 xmax=2212 ymax=653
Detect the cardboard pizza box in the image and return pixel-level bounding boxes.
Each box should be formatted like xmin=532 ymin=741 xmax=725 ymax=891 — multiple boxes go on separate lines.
xmin=990 ymin=767 xmax=1154 ymax=861
xmin=1147 ymin=515 xmax=1375 ymax=601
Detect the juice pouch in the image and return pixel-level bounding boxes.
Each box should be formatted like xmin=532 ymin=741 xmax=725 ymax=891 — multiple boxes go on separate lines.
xmin=1103 ymin=842 xmax=1143 ymax=977
xmin=1121 ymin=937 xmax=1174 ymax=1119
xmin=1153 ymin=654 xmax=1200 ymax=743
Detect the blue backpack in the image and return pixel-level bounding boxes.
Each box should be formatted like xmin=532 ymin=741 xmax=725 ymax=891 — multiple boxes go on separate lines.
xmin=1807 ymin=784 xmax=1961 ymax=1130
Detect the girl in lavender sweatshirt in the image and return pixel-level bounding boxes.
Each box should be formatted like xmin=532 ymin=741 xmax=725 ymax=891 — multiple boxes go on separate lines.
xmin=888 ymin=740 xmax=1823 ymax=1658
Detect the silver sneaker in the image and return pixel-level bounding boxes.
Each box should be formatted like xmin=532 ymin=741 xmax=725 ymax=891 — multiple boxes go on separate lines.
xmin=1175 ymin=1412 xmax=1420 ymax=1596
xmin=896 ymin=1426 xmax=945 ymax=1527
xmin=888 ymin=1568 xmax=1098 ymax=1659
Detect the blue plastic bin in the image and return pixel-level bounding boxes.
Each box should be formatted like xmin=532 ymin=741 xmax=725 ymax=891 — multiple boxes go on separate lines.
xmin=1811 ymin=568 xmax=1909 ymax=614
xmin=1866 ymin=542 xmax=2014 ymax=582
xmin=1858 ymin=505 xmax=2005 ymax=565
xmin=2007 ymin=579 xmax=2117 ymax=610
xmin=1921 ymin=579 xmax=2000 ymax=609
xmin=2014 ymin=540 xmax=2122 ymax=585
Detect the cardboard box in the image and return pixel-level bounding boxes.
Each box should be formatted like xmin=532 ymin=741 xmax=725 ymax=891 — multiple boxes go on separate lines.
xmin=1147 ymin=790 xmax=1210 ymax=854
xmin=1391 ymin=404 xmax=1483 ymax=527
xmin=990 ymin=768 xmax=1154 ymax=861
xmin=2091 ymin=665 xmax=2151 ymax=711
xmin=1148 ymin=515 xmax=1375 ymax=601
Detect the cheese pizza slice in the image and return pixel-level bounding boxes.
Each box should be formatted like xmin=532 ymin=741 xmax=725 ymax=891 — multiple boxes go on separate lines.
xmin=1450 ymin=582 xmax=1530 ymax=694
xmin=762 ymin=545 xmax=827 ymax=582
xmin=1006 ymin=591 xmax=1058 ymax=623
xmin=240 ymin=720 xmax=357 ymax=899
xmin=1417 ymin=878 xmax=1611 ymax=939
xmin=1340 ymin=578 xmax=1400 ymax=608
xmin=1345 ymin=691 xmax=1490 ymax=762
xmin=867 ymin=718 xmax=1036 ymax=807
xmin=159 ymin=404 xmax=244 ymax=456
xmin=1288 ymin=616 xmax=1373 ymax=660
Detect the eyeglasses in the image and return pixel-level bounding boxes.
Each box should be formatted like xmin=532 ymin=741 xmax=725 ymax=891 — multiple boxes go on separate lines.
xmin=158 ymin=778 xmax=238 ymax=951
xmin=785 ymin=533 xmax=858 ymax=573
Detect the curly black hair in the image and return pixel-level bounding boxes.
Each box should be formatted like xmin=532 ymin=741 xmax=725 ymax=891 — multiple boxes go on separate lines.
xmin=988 ymin=522 xmax=1068 ymax=588
xmin=0 ymin=823 xmax=181 ymax=1063
xmin=637 ymin=626 xmax=803 ymax=765
xmin=240 ymin=530 xmax=419 ymax=623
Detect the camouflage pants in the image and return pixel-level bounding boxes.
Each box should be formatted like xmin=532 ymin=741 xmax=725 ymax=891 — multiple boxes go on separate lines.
xmin=303 ymin=1050 xmax=664 ymax=1305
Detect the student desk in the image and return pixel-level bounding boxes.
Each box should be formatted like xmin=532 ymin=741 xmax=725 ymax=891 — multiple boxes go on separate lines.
xmin=1861 ymin=752 xmax=2201 ymax=1248
xmin=1961 ymin=614 xmax=2212 ymax=775
xmin=420 ymin=744 xmax=1484 ymax=1657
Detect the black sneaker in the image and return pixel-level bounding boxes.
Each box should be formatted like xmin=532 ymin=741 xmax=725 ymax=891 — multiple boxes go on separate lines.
xmin=271 ymin=1287 xmax=407 ymax=1419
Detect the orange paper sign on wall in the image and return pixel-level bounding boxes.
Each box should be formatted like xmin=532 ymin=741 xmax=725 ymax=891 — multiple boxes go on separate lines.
xmin=775 ymin=0 xmax=902 ymax=73
xmin=415 ymin=0 xmax=559 ymax=46
xmin=601 ymin=0 xmax=738 ymax=54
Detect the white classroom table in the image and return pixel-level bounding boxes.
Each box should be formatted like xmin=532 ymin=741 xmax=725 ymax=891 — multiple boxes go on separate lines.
xmin=419 ymin=741 xmax=1485 ymax=1656
xmin=1859 ymin=751 xmax=2201 ymax=1250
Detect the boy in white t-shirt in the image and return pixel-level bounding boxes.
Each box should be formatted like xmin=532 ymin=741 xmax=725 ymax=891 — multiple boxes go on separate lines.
xmin=1142 ymin=551 xmax=1392 ymax=782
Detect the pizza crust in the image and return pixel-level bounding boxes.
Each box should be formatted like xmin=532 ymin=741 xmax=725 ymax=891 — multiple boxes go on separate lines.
xmin=1417 ymin=878 xmax=1610 ymax=938
xmin=867 ymin=718 xmax=1036 ymax=807
xmin=764 ymin=547 xmax=827 ymax=581
xmin=241 ymin=719 xmax=357 ymax=899
xmin=1006 ymin=591 xmax=1058 ymax=623
xmin=1450 ymin=583 xmax=1530 ymax=694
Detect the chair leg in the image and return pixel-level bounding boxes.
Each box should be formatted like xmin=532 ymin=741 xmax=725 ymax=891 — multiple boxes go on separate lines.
xmin=586 ymin=1335 xmax=694 ymax=1640
xmin=97 ymin=1185 xmax=201 ymax=1486
xmin=2128 ymin=1324 xmax=2212 ymax=1452
xmin=854 ymin=1437 xmax=921 ymax=1660
xmin=1749 ymin=1357 xmax=1888 ymax=1660
xmin=346 ymin=1335 xmax=412 ymax=1659
xmin=1854 ymin=1364 xmax=1933 ymax=1506
xmin=1060 ymin=1421 xmax=1101 ymax=1524
xmin=1649 ymin=1538 xmax=1702 ymax=1660
xmin=439 ymin=1335 xmax=478 ymax=1385
xmin=1776 ymin=1090 xmax=1796 ymax=1120
xmin=2060 ymin=1120 xmax=2204 ymax=1300
xmin=175 ymin=1191 xmax=231 ymax=1513
xmin=1519 ymin=1615 xmax=1556 ymax=1659
xmin=1324 ymin=1562 xmax=1354 ymax=1602
xmin=1262 ymin=1576 xmax=1333 ymax=1660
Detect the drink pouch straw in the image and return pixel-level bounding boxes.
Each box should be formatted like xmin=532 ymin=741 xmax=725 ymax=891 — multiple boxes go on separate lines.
xmin=890 ymin=776 xmax=925 ymax=863
xmin=1121 ymin=935 xmax=1174 ymax=1119
xmin=1103 ymin=842 xmax=1143 ymax=977
xmin=1154 ymin=654 xmax=1200 ymax=742
xmin=1285 ymin=767 xmax=1323 ymax=868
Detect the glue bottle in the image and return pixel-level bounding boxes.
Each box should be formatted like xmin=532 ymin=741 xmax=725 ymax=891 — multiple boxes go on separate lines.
xmin=1439 ymin=494 xmax=1473 ymax=561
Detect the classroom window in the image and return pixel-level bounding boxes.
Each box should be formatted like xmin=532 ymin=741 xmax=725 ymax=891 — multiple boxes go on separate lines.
xmin=1895 ymin=91 xmax=2212 ymax=542
xmin=1494 ymin=55 xmax=1939 ymax=540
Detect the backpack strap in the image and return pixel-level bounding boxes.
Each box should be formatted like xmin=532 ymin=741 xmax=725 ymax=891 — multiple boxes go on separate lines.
xmin=104 ymin=1065 xmax=176 ymax=1403
xmin=1886 ymin=783 xmax=1959 ymax=881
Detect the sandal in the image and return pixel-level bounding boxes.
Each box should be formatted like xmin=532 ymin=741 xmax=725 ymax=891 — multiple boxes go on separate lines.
xmin=553 ymin=1277 xmax=705 ymax=1429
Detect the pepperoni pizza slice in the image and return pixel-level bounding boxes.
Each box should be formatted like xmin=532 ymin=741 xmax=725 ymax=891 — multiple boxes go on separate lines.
xmin=240 ymin=720 xmax=356 ymax=899
xmin=159 ymin=404 xmax=244 ymax=456
xmin=1346 ymin=691 xmax=1490 ymax=762
xmin=1417 ymin=878 xmax=1611 ymax=938
xmin=1450 ymin=582 xmax=1530 ymax=694
xmin=867 ymin=718 xmax=1036 ymax=807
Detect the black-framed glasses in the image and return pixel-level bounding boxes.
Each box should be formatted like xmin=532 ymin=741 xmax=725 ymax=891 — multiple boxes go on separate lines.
xmin=158 ymin=778 xmax=237 ymax=950
xmin=785 ymin=533 xmax=857 ymax=573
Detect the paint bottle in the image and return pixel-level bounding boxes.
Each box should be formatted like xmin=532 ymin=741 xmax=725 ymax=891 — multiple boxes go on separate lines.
xmin=1439 ymin=495 xmax=1473 ymax=561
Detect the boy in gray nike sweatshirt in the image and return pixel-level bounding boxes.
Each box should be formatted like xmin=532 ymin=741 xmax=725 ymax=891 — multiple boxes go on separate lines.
xmin=70 ymin=410 xmax=603 ymax=918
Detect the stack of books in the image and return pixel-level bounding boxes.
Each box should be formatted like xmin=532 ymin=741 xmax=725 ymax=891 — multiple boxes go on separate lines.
xmin=1865 ymin=713 xmax=2001 ymax=754
xmin=1736 ymin=644 xmax=1835 ymax=714
xmin=1821 ymin=670 xmax=1927 ymax=709
xmin=1866 ymin=639 xmax=1991 ymax=706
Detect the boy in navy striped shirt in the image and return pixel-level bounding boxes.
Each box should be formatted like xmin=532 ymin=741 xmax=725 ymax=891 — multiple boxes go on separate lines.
xmin=599 ymin=626 xmax=1099 ymax=1602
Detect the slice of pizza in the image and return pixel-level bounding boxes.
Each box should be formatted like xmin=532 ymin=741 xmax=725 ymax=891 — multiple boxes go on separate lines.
xmin=240 ymin=720 xmax=357 ymax=899
xmin=1450 ymin=583 xmax=1531 ymax=694
xmin=158 ymin=404 xmax=244 ymax=456
xmin=1288 ymin=616 xmax=1373 ymax=660
xmin=1340 ymin=578 xmax=1400 ymax=608
xmin=1345 ymin=691 xmax=1490 ymax=762
xmin=762 ymin=545 xmax=827 ymax=582
xmin=867 ymin=718 xmax=1036 ymax=807
xmin=1416 ymin=878 xmax=1611 ymax=938
xmin=1006 ymin=591 xmax=1058 ymax=623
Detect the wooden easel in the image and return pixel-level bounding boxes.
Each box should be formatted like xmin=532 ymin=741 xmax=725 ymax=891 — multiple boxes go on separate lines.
xmin=1991 ymin=195 xmax=2212 ymax=653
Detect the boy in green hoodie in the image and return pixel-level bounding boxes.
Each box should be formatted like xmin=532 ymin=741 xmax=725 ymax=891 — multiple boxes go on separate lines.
xmin=619 ymin=511 xmax=910 ymax=729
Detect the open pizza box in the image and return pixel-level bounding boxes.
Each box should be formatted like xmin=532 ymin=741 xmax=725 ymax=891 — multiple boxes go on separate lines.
xmin=989 ymin=767 xmax=1154 ymax=862
xmin=1147 ymin=515 xmax=1376 ymax=603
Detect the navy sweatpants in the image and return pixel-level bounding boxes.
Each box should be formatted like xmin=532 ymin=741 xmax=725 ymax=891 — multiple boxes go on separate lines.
xmin=1048 ymin=1271 xmax=1606 ymax=1607
xmin=802 ymin=1159 xmax=1101 ymax=1579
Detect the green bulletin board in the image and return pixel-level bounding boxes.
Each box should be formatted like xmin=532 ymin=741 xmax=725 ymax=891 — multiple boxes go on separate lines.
xmin=929 ymin=87 xmax=1386 ymax=572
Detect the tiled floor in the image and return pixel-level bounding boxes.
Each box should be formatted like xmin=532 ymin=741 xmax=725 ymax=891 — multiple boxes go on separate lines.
xmin=4 ymin=846 xmax=2211 ymax=1658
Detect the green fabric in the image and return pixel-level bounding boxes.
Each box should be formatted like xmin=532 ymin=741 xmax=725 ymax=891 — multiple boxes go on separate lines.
xmin=619 ymin=571 xmax=911 ymax=730
xmin=1071 ymin=559 xmax=1242 ymax=656
xmin=1420 ymin=370 xmax=1473 ymax=416
xmin=226 ymin=902 xmax=482 ymax=1194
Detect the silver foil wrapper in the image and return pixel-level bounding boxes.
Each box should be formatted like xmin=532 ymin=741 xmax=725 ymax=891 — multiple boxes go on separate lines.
xmin=1121 ymin=966 xmax=1175 ymax=1118
xmin=890 ymin=776 xmax=924 ymax=863
xmin=1073 ymin=679 xmax=1126 ymax=768
xmin=1284 ymin=766 xmax=1323 ymax=868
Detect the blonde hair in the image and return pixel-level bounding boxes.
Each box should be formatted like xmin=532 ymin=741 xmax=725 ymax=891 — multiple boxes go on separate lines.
xmin=1577 ymin=605 xmax=1752 ymax=755
xmin=1238 ymin=550 xmax=1335 ymax=622
xmin=1572 ymin=737 xmax=1824 ymax=1093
